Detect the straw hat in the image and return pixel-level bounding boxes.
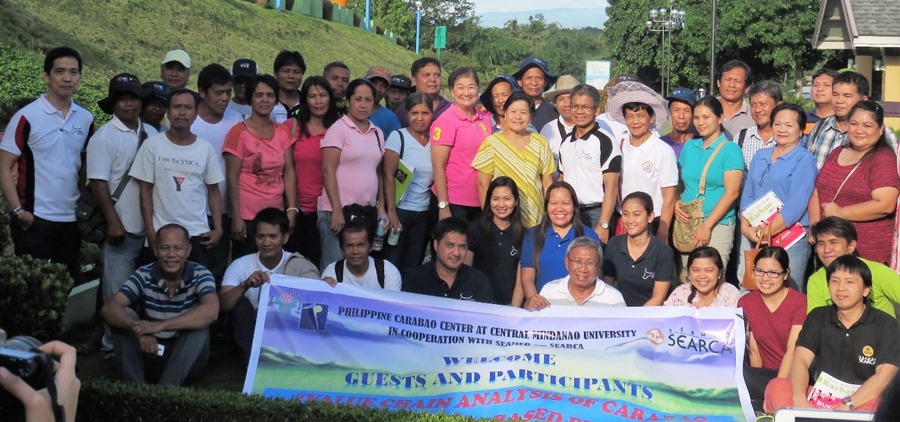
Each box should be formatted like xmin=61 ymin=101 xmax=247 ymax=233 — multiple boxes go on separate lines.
xmin=606 ymin=81 xmax=668 ymax=128
xmin=545 ymin=75 xmax=581 ymax=103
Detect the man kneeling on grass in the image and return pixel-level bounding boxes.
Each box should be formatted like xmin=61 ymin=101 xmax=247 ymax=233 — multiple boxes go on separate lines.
xmin=764 ymin=255 xmax=900 ymax=413
xmin=101 ymin=223 xmax=218 ymax=386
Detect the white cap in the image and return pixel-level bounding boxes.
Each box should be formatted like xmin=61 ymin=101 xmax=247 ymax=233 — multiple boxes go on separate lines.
xmin=161 ymin=49 xmax=191 ymax=69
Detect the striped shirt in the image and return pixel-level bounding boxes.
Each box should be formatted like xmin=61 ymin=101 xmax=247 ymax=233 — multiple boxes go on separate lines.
xmin=120 ymin=261 xmax=216 ymax=339
xmin=807 ymin=115 xmax=899 ymax=169
xmin=471 ymin=132 xmax=555 ymax=227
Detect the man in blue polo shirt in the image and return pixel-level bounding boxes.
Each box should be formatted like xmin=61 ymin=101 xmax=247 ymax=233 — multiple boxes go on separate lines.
xmin=0 ymin=46 xmax=94 ymax=279
xmin=101 ymin=224 xmax=219 ymax=386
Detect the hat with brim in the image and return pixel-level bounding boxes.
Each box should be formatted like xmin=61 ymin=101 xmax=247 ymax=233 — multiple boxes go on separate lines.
xmin=161 ymin=49 xmax=191 ymax=69
xmin=512 ymin=56 xmax=558 ymax=92
xmin=141 ymin=81 xmax=169 ymax=103
xmin=365 ymin=66 xmax=392 ymax=84
xmin=479 ymin=74 xmax=522 ymax=115
xmin=606 ymin=81 xmax=668 ymax=129
xmin=98 ymin=73 xmax=152 ymax=114
xmin=390 ymin=75 xmax=413 ymax=92
xmin=545 ymin=75 xmax=581 ymax=103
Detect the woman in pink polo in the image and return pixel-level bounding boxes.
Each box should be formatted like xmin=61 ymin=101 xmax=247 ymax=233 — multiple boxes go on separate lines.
xmin=318 ymin=79 xmax=385 ymax=268
xmin=431 ymin=67 xmax=493 ymax=222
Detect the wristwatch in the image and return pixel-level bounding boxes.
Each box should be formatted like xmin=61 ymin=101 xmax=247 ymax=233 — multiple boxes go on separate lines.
xmin=840 ymin=396 xmax=855 ymax=410
xmin=598 ymin=221 xmax=609 ymax=230
xmin=9 ymin=206 xmax=23 ymax=219
xmin=438 ymin=201 xmax=449 ymax=210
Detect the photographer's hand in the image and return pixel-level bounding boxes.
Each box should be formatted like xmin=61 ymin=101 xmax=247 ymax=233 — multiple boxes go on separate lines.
xmin=0 ymin=340 xmax=80 ymax=422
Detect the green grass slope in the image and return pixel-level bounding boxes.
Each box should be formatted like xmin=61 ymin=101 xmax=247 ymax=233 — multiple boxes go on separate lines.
xmin=0 ymin=0 xmax=418 ymax=124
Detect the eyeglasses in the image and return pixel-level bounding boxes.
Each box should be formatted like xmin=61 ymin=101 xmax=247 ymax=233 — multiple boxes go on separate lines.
xmin=571 ymin=105 xmax=596 ymax=112
xmin=567 ymin=257 xmax=598 ymax=268
xmin=752 ymin=268 xmax=785 ymax=278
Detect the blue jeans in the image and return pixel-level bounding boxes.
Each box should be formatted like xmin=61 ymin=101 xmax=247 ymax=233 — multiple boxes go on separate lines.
xmin=737 ymin=232 xmax=810 ymax=292
xmin=381 ymin=209 xmax=429 ymax=271
xmin=317 ymin=211 xmax=343 ymax=269
xmin=101 ymin=233 xmax=146 ymax=351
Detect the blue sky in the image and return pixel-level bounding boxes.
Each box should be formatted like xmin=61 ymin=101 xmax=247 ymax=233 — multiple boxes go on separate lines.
xmin=472 ymin=0 xmax=589 ymax=14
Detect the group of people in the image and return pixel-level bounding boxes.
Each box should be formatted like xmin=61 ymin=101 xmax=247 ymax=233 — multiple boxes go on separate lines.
xmin=3 ymin=45 xmax=900 ymax=417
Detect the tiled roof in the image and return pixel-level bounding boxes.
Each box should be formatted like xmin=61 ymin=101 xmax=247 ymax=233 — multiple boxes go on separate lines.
xmin=848 ymin=0 xmax=900 ymax=37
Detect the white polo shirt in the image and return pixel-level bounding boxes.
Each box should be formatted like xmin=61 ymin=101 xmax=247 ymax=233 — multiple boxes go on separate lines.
xmin=86 ymin=116 xmax=157 ymax=235
xmin=539 ymin=275 xmax=626 ymax=307
xmin=558 ymin=123 xmax=622 ymax=205
xmin=0 ymin=95 xmax=94 ymax=222
xmin=540 ymin=116 xmax=575 ymax=166
xmin=618 ymin=134 xmax=679 ymax=215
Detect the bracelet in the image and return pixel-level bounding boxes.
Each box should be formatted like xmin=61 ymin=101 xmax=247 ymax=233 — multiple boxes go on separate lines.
xmin=286 ymin=207 xmax=300 ymax=213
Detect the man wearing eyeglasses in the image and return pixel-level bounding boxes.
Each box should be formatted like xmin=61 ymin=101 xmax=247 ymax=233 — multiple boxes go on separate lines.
xmin=526 ymin=236 xmax=625 ymax=309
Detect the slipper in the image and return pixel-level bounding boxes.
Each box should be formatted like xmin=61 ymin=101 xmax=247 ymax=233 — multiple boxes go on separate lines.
xmin=78 ymin=340 xmax=102 ymax=355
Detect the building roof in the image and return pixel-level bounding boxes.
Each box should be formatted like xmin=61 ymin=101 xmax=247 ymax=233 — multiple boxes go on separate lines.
xmin=813 ymin=0 xmax=900 ymax=49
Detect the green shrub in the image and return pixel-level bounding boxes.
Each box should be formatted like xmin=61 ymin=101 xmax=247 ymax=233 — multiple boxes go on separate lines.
xmin=0 ymin=255 xmax=74 ymax=339
xmin=80 ymin=378 xmax=486 ymax=421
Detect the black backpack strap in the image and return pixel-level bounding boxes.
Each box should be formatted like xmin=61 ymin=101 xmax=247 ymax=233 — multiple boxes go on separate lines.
xmin=335 ymin=259 xmax=345 ymax=283
xmin=398 ymin=130 xmax=406 ymax=159
xmin=737 ymin=128 xmax=748 ymax=149
xmin=375 ymin=258 xmax=385 ymax=288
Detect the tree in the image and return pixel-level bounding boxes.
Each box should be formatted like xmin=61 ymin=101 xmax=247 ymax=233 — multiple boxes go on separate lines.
xmin=346 ymin=0 xmax=475 ymax=49
xmin=603 ymin=0 xmax=833 ymax=93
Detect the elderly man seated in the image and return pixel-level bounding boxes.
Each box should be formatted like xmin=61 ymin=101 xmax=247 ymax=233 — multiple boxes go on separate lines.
xmin=526 ymin=236 xmax=625 ymax=309
xmin=101 ymin=223 xmax=219 ymax=386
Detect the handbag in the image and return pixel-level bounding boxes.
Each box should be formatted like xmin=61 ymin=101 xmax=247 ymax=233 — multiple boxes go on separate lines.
xmin=75 ymin=128 xmax=147 ymax=244
xmin=672 ymin=141 xmax=726 ymax=253
xmin=741 ymin=224 xmax=772 ymax=290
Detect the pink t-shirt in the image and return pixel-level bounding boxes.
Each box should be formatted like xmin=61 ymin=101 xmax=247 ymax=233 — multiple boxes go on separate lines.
xmin=318 ymin=115 xmax=384 ymax=212
xmin=816 ymin=146 xmax=900 ymax=265
xmin=222 ymin=122 xmax=295 ymax=220
xmin=294 ymin=130 xmax=325 ymax=213
xmin=738 ymin=289 xmax=806 ymax=371
xmin=430 ymin=105 xmax=492 ymax=207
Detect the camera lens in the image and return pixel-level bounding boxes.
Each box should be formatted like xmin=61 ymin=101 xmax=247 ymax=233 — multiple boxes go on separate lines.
xmin=5 ymin=336 xmax=43 ymax=352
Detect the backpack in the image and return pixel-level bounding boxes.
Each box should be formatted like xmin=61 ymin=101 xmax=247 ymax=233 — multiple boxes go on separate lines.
xmin=278 ymin=252 xmax=321 ymax=278
xmin=335 ymin=258 xmax=385 ymax=288
xmin=736 ymin=128 xmax=749 ymax=149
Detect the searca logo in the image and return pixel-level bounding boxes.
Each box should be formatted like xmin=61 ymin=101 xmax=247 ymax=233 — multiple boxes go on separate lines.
xmin=662 ymin=327 xmax=734 ymax=354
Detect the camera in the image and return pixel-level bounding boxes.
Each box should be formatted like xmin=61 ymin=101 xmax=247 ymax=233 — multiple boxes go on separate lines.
xmin=0 ymin=329 xmax=56 ymax=421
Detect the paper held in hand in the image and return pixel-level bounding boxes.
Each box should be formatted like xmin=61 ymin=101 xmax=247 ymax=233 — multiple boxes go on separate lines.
xmin=807 ymin=371 xmax=861 ymax=409
xmin=741 ymin=191 xmax=806 ymax=249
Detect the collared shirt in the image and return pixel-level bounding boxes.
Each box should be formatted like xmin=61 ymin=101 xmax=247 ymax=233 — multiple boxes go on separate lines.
xmin=396 ymin=95 xmax=451 ymax=127
xmin=722 ymin=102 xmax=753 ymax=140
xmin=401 ymin=262 xmax=495 ymax=303
xmin=806 ymin=258 xmax=900 ymax=317
xmin=807 ymin=115 xmax=900 ymax=169
xmin=0 ymin=94 xmax=94 ymax=221
xmin=318 ymin=115 xmax=384 ymax=212
xmin=619 ymin=134 xmax=679 ymax=216
xmin=429 ymin=104 xmax=493 ymax=207
xmin=270 ymin=92 xmax=301 ymax=123
xmin=539 ymin=275 xmax=626 ymax=307
xmin=678 ymin=134 xmax=745 ymax=225
xmin=736 ymin=125 xmax=776 ymax=169
xmin=663 ymin=282 xmax=740 ymax=307
xmin=797 ymin=305 xmax=900 ymax=386
xmin=520 ymin=225 xmax=601 ymax=291
xmin=86 ymin=116 xmax=155 ymax=234
xmin=557 ymin=122 xmax=622 ymax=205
xmin=468 ymin=221 xmax=520 ymax=305
xmin=540 ymin=116 xmax=575 ymax=168
xmin=602 ymin=234 xmax=675 ymax=306
xmin=741 ymin=144 xmax=817 ymax=228
xmin=120 ymin=261 xmax=217 ymax=339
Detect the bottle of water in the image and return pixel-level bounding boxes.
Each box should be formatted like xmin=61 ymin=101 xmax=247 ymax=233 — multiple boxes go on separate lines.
xmin=387 ymin=226 xmax=402 ymax=246
xmin=373 ymin=214 xmax=387 ymax=251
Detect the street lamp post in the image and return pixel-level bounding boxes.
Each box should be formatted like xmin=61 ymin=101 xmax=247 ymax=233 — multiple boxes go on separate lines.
xmin=415 ymin=1 xmax=423 ymax=54
xmin=710 ymin=0 xmax=717 ymax=94
xmin=645 ymin=3 xmax=685 ymax=96
xmin=365 ymin=0 xmax=370 ymax=31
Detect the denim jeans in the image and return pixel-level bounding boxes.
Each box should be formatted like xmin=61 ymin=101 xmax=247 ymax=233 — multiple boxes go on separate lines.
xmin=101 ymin=233 xmax=146 ymax=351
xmin=317 ymin=211 xmax=343 ymax=269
